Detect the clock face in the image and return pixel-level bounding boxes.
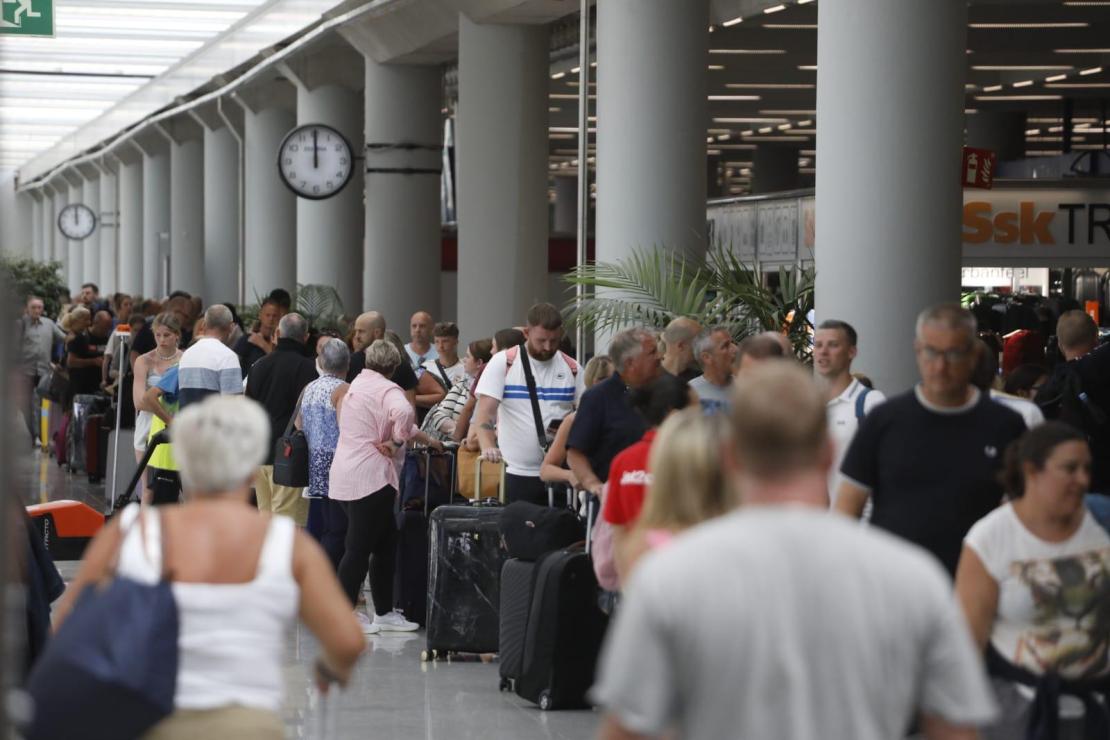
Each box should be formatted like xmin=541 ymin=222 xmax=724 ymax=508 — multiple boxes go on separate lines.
xmin=57 ymin=203 xmax=97 ymax=240
xmin=277 ymin=124 xmax=355 ymax=200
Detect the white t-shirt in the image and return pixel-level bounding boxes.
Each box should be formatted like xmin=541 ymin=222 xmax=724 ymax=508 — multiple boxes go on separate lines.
xmin=475 ymin=349 xmax=584 ymax=476
xmin=989 ymin=389 xmax=1045 ymax=430
xmin=405 ymin=343 xmax=437 ymax=372
xmin=592 ymin=508 xmax=998 ymax=739
xmin=689 ymin=375 xmax=731 ymax=415
xmin=826 ymin=379 xmax=885 ymax=504
xmin=965 ymin=503 xmax=1110 ymax=681
xmin=424 ymin=358 xmax=466 ymax=389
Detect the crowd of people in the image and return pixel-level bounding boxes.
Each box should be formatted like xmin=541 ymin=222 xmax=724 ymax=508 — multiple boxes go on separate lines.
xmin=13 ymin=275 xmax=1110 ymax=739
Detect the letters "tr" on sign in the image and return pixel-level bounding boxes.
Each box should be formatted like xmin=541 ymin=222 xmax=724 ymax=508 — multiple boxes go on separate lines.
xmin=0 ymin=0 xmax=54 ymax=37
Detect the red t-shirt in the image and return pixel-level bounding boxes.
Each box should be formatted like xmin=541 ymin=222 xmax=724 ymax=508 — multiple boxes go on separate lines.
xmin=602 ymin=429 xmax=657 ymax=527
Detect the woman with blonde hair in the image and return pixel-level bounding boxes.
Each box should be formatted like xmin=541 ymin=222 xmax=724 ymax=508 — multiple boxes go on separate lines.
xmin=616 ymin=407 xmax=734 ymax=578
xmin=133 ymin=313 xmax=183 ymax=504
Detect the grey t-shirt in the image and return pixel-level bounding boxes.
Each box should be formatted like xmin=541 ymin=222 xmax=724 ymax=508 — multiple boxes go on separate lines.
xmin=688 ymin=375 xmax=731 ymax=415
xmin=591 ymin=508 xmax=998 ymax=740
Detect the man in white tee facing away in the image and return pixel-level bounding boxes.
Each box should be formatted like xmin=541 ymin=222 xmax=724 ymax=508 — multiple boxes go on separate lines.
xmin=591 ymin=361 xmax=998 ymax=740
xmin=814 ymin=319 xmax=885 ymax=506
xmin=475 ymin=303 xmax=583 ymax=506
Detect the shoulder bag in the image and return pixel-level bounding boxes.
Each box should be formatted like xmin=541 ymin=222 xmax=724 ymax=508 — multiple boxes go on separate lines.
xmin=273 ymin=390 xmax=310 ymax=487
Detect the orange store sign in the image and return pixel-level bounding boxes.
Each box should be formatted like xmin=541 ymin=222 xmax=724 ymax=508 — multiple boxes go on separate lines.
xmin=961 ymin=190 xmax=1110 ymax=266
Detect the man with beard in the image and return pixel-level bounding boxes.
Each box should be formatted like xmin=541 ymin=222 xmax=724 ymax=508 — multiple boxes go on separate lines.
xmin=475 ymin=303 xmax=584 ymax=505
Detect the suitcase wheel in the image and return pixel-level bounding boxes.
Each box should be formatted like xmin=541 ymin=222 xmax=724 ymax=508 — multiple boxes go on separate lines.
xmin=420 ymin=650 xmax=434 ymax=663
xmin=538 ymin=691 xmax=552 ymax=711
xmin=499 ymin=677 xmax=512 ymax=693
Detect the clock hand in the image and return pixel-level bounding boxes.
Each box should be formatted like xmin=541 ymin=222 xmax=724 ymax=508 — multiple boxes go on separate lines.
xmin=313 ymin=129 xmax=318 ymax=169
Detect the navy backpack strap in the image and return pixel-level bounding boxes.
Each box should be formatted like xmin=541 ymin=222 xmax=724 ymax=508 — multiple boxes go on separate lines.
xmin=854 ymin=387 xmax=871 ymax=421
xmin=1086 ymin=494 xmax=1110 ymax=537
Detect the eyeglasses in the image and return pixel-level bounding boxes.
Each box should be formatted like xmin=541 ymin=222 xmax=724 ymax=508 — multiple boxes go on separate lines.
xmin=917 ymin=344 xmax=974 ymax=364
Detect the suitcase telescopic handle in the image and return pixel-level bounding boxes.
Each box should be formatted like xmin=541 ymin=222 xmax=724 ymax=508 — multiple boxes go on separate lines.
xmin=108 ymin=430 xmax=169 ymax=517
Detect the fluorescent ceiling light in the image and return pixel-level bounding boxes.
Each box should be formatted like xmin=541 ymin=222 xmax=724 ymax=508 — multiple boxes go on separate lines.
xmin=1046 ymin=74 xmax=1068 ymax=82
xmin=1025 ymin=128 xmax=1041 ymax=135
xmin=1047 ymin=82 xmax=1110 ymax=88
xmin=1013 ymin=80 xmax=1034 ymax=88
xmin=1080 ymin=66 xmax=1103 ymax=75
xmin=777 ymin=123 xmax=792 ymax=130
xmin=798 ymin=120 xmax=813 ymax=127
xmin=744 ymin=136 xmax=809 ymax=142
xmin=763 ymin=4 xmax=787 ymax=13
xmin=763 ymin=24 xmax=817 ymax=30
xmin=969 ymin=23 xmax=1089 ymax=29
xmin=758 ymin=127 xmax=773 ymax=133
xmin=974 ymin=94 xmax=1063 ymax=101
xmin=717 ymin=134 xmax=731 ymax=141
xmin=570 ymin=67 xmax=580 ymax=74
xmin=551 ymin=72 xmax=565 ymax=79
xmin=725 ymin=83 xmax=815 ymax=89
xmin=713 ymin=117 xmax=788 ymax=123
xmin=970 ymin=65 xmax=1071 ymax=71
xmin=709 ymin=49 xmax=787 ymax=54
xmin=982 ymin=84 xmax=1003 ymax=92
xmin=709 ymin=95 xmax=762 ymax=101
xmin=798 ymin=65 xmax=818 ymax=71
xmin=708 ymin=65 xmax=725 ymax=70
xmin=1055 ymin=48 xmax=1110 ymax=53
xmin=759 ymin=109 xmax=816 ymax=115
xmin=1064 ymin=1 xmax=1110 ymax=5
xmin=722 ymin=16 xmax=743 ymax=27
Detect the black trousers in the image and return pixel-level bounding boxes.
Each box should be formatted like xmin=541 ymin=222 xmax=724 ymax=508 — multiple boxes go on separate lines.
xmin=504 ymin=473 xmax=548 ymax=506
xmin=338 ymin=486 xmax=397 ymax=615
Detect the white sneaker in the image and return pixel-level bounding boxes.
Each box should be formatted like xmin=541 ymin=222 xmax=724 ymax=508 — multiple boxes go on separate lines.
xmin=373 ymin=611 xmax=419 ymax=632
xmin=355 ymin=610 xmax=381 ymax=634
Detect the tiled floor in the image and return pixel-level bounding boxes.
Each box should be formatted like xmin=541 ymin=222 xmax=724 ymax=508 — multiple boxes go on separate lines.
xmin=26 ymin=449 xmax=603 ymax=740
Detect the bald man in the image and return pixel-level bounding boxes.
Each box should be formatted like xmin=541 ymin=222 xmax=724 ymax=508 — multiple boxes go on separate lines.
xmin=405 ymin=311 xmax=438 ymax=371
xmin=661 ymin=317 xmax=702 ymax=383
xmin=347 ymin=311 xmax=418 ymax=407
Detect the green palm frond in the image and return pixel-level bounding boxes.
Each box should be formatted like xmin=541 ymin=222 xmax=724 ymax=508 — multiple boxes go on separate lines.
xmin=295 ymin=284 xmax=347 ymax=334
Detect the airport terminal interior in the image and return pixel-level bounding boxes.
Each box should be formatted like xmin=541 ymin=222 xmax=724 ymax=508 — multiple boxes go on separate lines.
xmin=3 ymin=0 xmax=1110 ymax=738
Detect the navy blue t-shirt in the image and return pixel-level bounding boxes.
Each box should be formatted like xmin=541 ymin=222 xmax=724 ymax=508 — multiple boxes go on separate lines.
xmin=566 ymin=373 xmax=649 ymax=483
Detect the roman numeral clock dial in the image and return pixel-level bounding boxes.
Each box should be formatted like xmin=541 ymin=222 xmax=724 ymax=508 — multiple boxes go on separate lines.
xmin=277 ymin=124 xmax=355 ymax=200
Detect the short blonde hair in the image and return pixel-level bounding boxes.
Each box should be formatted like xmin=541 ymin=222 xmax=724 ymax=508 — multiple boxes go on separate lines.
xmin=61 ymin=306 xmax=91 ymax=332
xmin=171 ymin=396 xmax=270 ymax=495
xmin=729 ymin=360 xmax=826 ymax=478
xmin=637 ymin=408 xmax=734 ymax=531
xmin=366 ymin=338 xmax=401 ymax=376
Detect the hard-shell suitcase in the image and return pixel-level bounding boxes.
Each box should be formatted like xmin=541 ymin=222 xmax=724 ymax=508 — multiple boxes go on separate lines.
xmin=85 ymin=413 xmax=111 ymax=483
xmin=498 ymin=558 xmax=538 ymax=689
xmin=423 ymin=504 xmax=506 ymax=660
xmin=513 ymin=545 xmax=609 ymax=710
xmin=25 ymin=500 xmax=105 ymax=560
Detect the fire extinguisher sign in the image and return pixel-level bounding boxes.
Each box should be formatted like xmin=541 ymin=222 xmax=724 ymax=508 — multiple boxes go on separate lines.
xmin=961 ymin=147 xmax=996 ymax=190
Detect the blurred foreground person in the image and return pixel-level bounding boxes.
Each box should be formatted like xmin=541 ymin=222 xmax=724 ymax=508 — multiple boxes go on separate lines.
xmin=592 ymin=361 xmax=997 ymax=740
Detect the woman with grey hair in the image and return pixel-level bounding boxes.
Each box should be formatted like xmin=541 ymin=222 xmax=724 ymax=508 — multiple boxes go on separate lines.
xmin=53 ymin=395 xmax=364 ymax=739
xmin=297 ymin=337 xmax=351 ymax=569
xmin=330 ymin=339 xmax=441 ymax=633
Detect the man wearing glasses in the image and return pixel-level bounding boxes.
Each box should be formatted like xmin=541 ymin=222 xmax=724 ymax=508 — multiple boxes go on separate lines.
xmin=834 ymin=304 xmax=1026 ymax=577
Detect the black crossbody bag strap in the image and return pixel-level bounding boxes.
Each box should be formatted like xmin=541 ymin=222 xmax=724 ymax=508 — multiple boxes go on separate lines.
xmin=517 ymin=345 xmax=550 ymax=453
xmin=282 ymin=389 xmax=306 ymax=438
xmin=434 ymin=360 xmax=452 ymax=391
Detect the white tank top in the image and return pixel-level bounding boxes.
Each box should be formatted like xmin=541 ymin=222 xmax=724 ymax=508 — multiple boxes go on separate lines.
xmin=116 ymin=504 xmax=299 ymax=711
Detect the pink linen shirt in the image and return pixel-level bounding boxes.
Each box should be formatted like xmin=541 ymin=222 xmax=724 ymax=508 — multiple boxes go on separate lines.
xmin=328 ymin=369 xmax=417 ymax=502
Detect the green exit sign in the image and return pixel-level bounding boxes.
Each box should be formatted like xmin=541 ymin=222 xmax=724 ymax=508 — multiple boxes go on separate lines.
xmin=0 ymin=0 xmax=54 ymax=37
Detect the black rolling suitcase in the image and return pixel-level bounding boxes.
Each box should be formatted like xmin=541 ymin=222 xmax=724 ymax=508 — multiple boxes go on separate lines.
xmin=423 ymin=503 xmax=505 ymax=660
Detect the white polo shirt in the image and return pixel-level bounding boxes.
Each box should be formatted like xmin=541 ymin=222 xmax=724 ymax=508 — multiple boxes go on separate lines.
xmin=827 ymin=378 xmax=885 ymax=505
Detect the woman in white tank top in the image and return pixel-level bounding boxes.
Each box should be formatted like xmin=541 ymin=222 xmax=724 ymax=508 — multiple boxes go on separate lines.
xmin=53 ymin=396 xmax=365 ymax=739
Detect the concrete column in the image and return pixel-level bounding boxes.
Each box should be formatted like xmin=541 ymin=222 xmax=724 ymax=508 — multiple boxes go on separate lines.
xmin=457 ymin=16 xmax=549 ymax=339
xmin=42 ymin=190 xmax=55 ymax=264
xmin=52 ymin=186 xmax=69 ymax=284
xmin=31 ymin=194 xmax=43 ymax=262
xmin=98 ymin=167 xmax=118 ymax=295
xmin=597 ymin=0 xmax=708 ymax=263
xmin=82 ymin=174 xmax=101 ymax=289
xmin=243 ymin=103 xmax=297 ymax=301
xmin=296 ymin=83 xmax=364 ymax=313
xmin=816 ymin=0 xmax=968 ymax=392
xmin=169 ymin=133 xmax=205 ymax=297
xmin=141 ymin=144 xmax=170 ymax=299
xmin=65 ymin=181 xmax=86 ymax=291
xmin=966 ymin=111 xmax=1027 ymax=162
xmin=362 ymin=58 xmax=442 ymax=324
xmin=752 ymin=144 xmax=801 ymax=194
xmin=203 ymin=124 xmax=240 ymax=304
xmin=553 ymin=175 xmax=577 ymax=235
xmin=117 ymin=158 xmax=144 ymax=295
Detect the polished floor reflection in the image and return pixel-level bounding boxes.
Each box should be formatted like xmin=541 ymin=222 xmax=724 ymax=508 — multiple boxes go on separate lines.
xmin=30 ymin=450 xmax=602 ymax=740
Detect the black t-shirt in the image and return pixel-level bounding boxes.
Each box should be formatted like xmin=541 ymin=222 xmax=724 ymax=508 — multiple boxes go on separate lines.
xmin=131 ymin=325 xmax=156 ymax=356
xmin=1035 ymin=343 xmax=1110 ymax=492
xmin=234 ymin=334 xmax=268 ymax=378
xmin=841 ymin=389 xmax=1026 ymax=575
xmin=665 ymin=366 xmax=702 ymax=385
xmin=566 ymin=373 xmax=649 ymax=483
xmin=67 ymin=331 xmax=109 ymax=395
xmin=346 ymin=349 xmax=418 ymax=391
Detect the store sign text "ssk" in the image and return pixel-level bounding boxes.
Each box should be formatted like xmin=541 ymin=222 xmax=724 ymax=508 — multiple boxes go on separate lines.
xmin=963 ymin=201 xmax=1110 ymax=246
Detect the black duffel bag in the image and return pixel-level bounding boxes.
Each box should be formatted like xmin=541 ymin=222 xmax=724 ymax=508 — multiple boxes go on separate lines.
xmin=499 ymin=501 xmax=584 ymax=562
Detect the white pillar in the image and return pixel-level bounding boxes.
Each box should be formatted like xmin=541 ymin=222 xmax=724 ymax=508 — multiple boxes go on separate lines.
xmin=67 ymin=181 xmax=86 ymax=292
xmin=816 ymin=0 xmax=968 ymax=392
xmin=82 ymin=174 xmax=101 ymax=289
xmin=141 ymin=145 xmax=170 ymax=299
xmin=170 ymin=135 xmax=205 ymax=296
xmin=203 ymin=125 xmax=240 ymax=304
xmin=31 ymin=194 xmax=43 ymax=262
xmin=244 ymin=105 xmax=296 ymax=300
xmin=296 ymin=84 xmax=364 ymax=313
xmin=42 ymin=190 xmax=55 ymax=264
xmin=52 ymin=186 xmax=69 ymax=284
xmin=363 ymin=58 xmax=441 ymax=324
xmin=117 ymin=159 xmax=144 ymax=295
xmin=457 ymin=16 xmax=549 ymax=339
xmin=596 ymin=0 xmax=708 ymax=263
xmin=98 ymin=168 xmax=118 ymax=295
